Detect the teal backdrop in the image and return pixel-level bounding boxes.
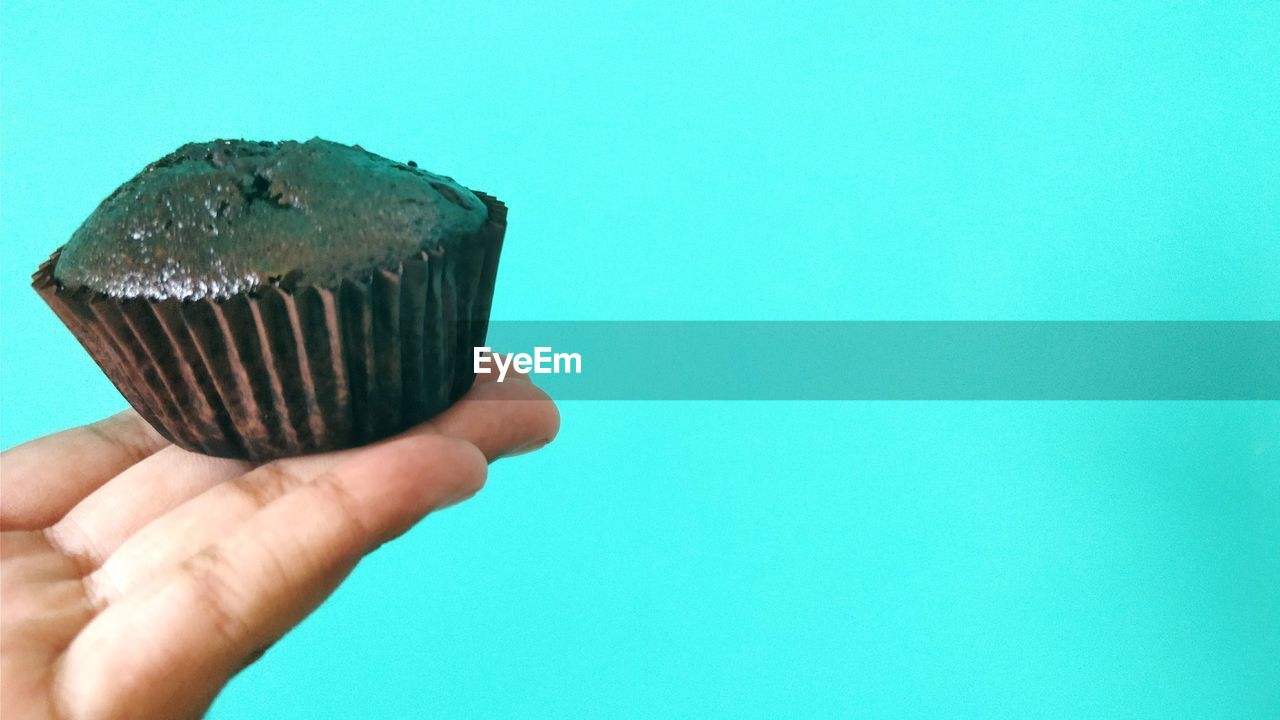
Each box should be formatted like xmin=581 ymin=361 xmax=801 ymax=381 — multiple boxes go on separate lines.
xmin=2 ymin=2 xmax=1277 ymax=717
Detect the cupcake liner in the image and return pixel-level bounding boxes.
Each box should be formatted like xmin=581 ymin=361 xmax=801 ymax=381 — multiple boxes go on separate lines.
xmin=33 ymin=193 xmax=507 ymax=462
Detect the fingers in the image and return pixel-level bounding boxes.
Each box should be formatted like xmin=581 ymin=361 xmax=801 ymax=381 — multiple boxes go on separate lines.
xmin=87 ymin=453 xmax=352 ymax=603
xmin=427 ymin=372 xmax=560 ymax=460
xmin=0 ymin=531 xmax=96 ymax=652
xmin=93 ymin=375 xmax=559 ymax=602
xmin=47 ymin=448 xmax=252 ymax=573
xmin=56 ymin=433 xmax=486 ymax=720
xmin=0 ymin=411 xmax=168 ymax=530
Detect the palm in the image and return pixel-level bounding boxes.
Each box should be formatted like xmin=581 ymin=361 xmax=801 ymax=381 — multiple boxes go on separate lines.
xmin=1 ymin=373 xmax=557 ymax=720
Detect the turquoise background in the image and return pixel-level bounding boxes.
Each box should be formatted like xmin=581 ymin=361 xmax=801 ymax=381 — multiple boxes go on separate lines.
xmin=2 ymin=1 xmax=1278 ymax=717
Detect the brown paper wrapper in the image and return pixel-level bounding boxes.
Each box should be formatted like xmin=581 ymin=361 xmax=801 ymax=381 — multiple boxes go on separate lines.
xmin=33 ymin=193 xmax=507 ymax=462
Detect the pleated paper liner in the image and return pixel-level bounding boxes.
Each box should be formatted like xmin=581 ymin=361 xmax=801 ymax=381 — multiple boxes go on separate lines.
xmin=33 ymin=192 xmax=507 ymax=462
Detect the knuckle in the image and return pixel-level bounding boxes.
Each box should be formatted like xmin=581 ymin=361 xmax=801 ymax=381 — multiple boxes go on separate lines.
xmin=84 ymin=416 xmax=157 ymax=467
xmin=178 ymin=547 xmax=254 ymax=650
xmin=308 ymin=477 xmax=373 ymax=550
xmin=232 ymin=462 xmax=304 ymax=511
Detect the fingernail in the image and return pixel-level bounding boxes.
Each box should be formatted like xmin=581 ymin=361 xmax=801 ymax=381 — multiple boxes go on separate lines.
xmin=497 ymin=437 xmax=551 ymax=460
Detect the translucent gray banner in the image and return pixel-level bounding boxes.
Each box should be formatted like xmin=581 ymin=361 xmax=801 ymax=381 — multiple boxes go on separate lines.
xmin=478 ymin=322 xmax=1279 ymax=400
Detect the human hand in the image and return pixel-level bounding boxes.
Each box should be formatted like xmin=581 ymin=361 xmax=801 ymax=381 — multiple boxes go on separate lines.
xmin=1 ymin=372 xmax=558 ymax=719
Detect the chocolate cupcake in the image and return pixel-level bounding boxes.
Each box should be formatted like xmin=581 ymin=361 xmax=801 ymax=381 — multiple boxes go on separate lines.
xmin=33 ymin=138 xmax=507 ymax=461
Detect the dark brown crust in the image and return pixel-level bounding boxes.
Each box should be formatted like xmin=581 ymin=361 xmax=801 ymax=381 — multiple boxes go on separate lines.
xmin=33 ymin=193 xmax=507 ymax=462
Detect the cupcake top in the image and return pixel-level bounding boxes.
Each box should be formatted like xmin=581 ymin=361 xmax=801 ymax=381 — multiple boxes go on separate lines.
xmin=53 ymin=138 xmax=489 ymax=300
